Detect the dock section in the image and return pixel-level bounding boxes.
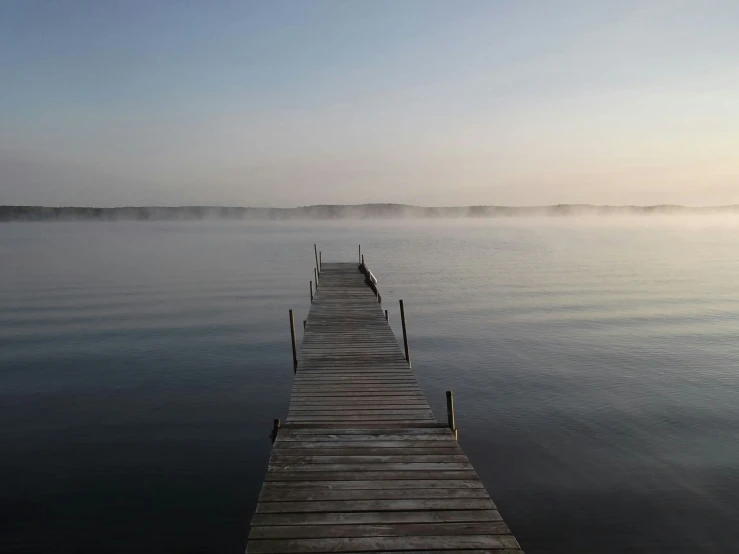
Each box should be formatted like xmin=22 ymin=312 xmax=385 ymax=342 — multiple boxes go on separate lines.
xmin=246 ymin=261 xmax=523 ymax=553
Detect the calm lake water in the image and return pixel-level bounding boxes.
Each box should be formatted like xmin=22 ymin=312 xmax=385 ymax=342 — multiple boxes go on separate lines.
xmin=2 ymin=218 xmax=739 ymax=553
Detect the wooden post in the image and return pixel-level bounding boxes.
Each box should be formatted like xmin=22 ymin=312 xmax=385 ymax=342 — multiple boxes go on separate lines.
xmin=314 ymin=267 xmax=318 ymax=289
xmin=310 ymin=280 xmax=313 ymax=303
xmin=362 ymin=254 xmax=364 ymax=264
xmin=446 ymin=391 xmax=457 ymax=439
xmin=271 ymin=418 xmax=280 ymax=444
xmin=358 ymin=244 xmax=361 ymax=263
xmin=377 ymin=292 xmax=382 ymax=303
xmin=399 ymin=299 xmax=410 ymax=367
xmin=319 ymin=251 xmax=322 ymax=270
xmin=314 ymin=244 xmax=320 ymax=277
xmin=303 ymin=320 xmax=306 ymax=329
xmin=289 ymin=309 xmax=298 ymax=370
xmin=385 ymin=309 xmax=388 ymax=321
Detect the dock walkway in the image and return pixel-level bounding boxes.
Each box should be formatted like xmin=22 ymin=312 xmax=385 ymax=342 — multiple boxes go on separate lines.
xmin=246 ymin=262 xmax=523 ymax=553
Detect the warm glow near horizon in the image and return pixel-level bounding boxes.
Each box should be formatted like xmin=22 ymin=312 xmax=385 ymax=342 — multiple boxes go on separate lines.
xmin=1 ymin=1 xmax=738 ymax=207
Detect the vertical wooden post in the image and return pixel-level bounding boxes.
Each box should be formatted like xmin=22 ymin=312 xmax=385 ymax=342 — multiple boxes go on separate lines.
xmin=303 ymin=320 xmax=306 ymax=329
xmin=314 ymin=244 xmax=320 ymax=277
xmin=385 ymin=309 xmax=388 ymax=321
xmin=359 ymin=244 xmax=361 ymax=263
xmin=289 ymin=309 xmax=298 ymax=370
xmin=271 ymin=418 xmax=280 ymax=444
xmin=362 ymin=254 xmax=364 ymax=264
xmin=446 ymin=391 xmax=457 ymax=439
xmin=319 ymin=251 xmax=322 ymax=270
xmin=399 ymin=299 xmax=410 ymax=367
xmin=310 ymin=280 xmax=313 ymax=303
xmin=314 ymin=267 xmax=318 ymax=289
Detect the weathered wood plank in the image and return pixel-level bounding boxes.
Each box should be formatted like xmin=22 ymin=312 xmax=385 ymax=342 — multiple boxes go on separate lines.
xmin=256 ymin=498 xmax=494 ymax=513
xmin=259 ymin=479 xmax=485 ymax=490
xmin=277 ymin=427 xmax=450 ymax=434
xmin=272 ymin=447 xmax=463 ymax=455
xmin=275 ymin=436 xmax=458 ymax=448
xmin=268 ymin=462 xmax=473 ymax=472
xmin=278 ymin=422 xmax=448 ymax=429
xmin=286 ymin=410 xmax=434 ymax=416
xmin=246 ymin=535 xmax=521 ymax=552
xmin=250 ymin=510 xmax=501 ymax=527
xmin=334 ymin=551 xmax=523 ymax=554
xmin=258 ymin=487 xmax=491 ymax=502
xmin=286 ymin=414 xmax=435 ymax=419
xmin=290 ymin=395 xmax=428 ymax=404
xmin=270 ymin=455 xmax=469 ymax=464
xmin=249 ymin=521 xmax=512 ymax=539
xmin=264 ymin=470 xmax=480 ymax=481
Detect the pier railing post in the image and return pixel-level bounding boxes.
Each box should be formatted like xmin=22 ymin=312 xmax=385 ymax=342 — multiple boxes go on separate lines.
xmin=399 ymin=299 xmax=410 ymax=367
xmin=446 ymin=390 xmax=457 ymax=439
xmin=314 ymin=244 xmax=320 ymax=277
xmin=310 ymin=280 xmax=313 ymax=303
xmin=289 ymin=309 xmax=298 ymax=371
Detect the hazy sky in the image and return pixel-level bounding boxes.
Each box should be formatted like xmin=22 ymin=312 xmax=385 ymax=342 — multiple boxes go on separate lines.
xmin=1 ymin=1 xmax=738 ymax=207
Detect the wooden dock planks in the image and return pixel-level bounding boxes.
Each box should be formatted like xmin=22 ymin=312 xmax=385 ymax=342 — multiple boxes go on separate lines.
xmin=246 ymin=262 xmax=523 ymax=553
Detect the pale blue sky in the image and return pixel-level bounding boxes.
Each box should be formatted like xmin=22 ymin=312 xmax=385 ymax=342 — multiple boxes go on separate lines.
xmin=1 ymin=1 xmax=738 ymax=207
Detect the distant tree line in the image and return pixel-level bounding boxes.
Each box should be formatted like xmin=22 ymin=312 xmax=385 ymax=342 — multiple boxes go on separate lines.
xmin=2 ymin=204 xmax=737 ymax=222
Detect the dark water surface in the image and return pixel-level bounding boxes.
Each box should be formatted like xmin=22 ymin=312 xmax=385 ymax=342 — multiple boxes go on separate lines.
xmin=2 ymin=219 xmax=739 ymax=553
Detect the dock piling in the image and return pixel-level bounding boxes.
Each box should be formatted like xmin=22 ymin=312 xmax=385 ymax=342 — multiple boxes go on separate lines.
xmin=399 ymin=299 xmax=411 ymax=367
xmin=319 ymin=251 xmax=322 ymax=270
xmin=309 ymin=280 xmax=313 ymax=303
xmin=270 ymin=418 xmax=280 ymax=444
xmin=446 ymin=390 xmax=458 ymax=439
xmin=314 ymin=267 xmax=318 ymax=289
xmin=314 ymin=244 xmax=320 ymax=277
xmin=289 ymin=309 xmax=298 ymax=371
xmin=358 ymin=244 xmax=361 ymax=263
xmin=385 ymin=309 xmax=388 ymax=321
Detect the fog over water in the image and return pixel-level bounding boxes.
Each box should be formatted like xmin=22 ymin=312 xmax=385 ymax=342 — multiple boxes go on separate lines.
xmin=2 ymin=218 xmax=739 ymax=553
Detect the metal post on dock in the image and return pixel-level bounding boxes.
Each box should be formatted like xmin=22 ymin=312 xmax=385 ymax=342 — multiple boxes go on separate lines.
xmin=314 ymin=244 xmax=320 ymax=277
xmin=399 ymin=299 xmax=410 ymax=367
xmin=385 ymin=309 xmax=388 ymax=321
xmin=446 ymin=391 xmax=457 ymax=439
xmin=270 ymin=418 xmax=280 ymax=444
xmin=310 ymin=280 xmax=313 ymax=303
xmin=289 ymin=309 xmax=298 ymax=371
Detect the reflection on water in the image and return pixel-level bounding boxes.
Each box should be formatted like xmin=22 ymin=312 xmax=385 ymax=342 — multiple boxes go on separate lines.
xmin=2 ymin=218 xmax=739 ymax=553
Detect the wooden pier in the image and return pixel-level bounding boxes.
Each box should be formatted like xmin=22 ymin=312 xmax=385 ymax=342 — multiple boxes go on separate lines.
xmin=246 ymin=261 xmax=523 ymax=553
